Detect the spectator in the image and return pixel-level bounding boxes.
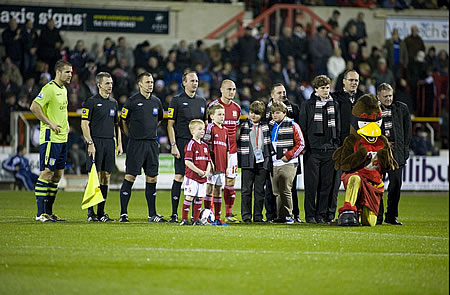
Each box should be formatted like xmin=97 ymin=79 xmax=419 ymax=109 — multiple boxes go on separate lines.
xmin=194 ymin=63 xmax=212 ymax=85
xmin=384 ymin=28 xmax=408 ymax=80
xmin=340 ymin=23 xmax=363 ymax=59
xmin=164 ymin=61 xmax=182 ymax=86
xmin=69 ymin=40 xmax=89 ymax=75
xmin=145 ymin=56 xmax=164 ymax=81
xmin=366 ymin=46 xmax=383 ymax=74
xmin=282 ymin=57 xmax=301 ymax=85
xmin=293 ymin=23 xmax=310 ymax=82
xmin=134 ymin=41 xmax=152 ymax=70
xmin=425 ymin=46 xmax=439 ymax=71
xmin=221 ymin=38 xmax=236 ymax=65
xmin=19 ymin=77 xmax=39 ymax=101
xmin=407 ymin=50 xmax=427 ymax=112
xmin=67 ymin=127 xmax=87 ymax=175
xmin=191 ymin=40 xmax=211 ymax=70
xmin=411 ymin=126 xmax=435 ymax=155
xmin=176 ymin=40 xmax=191 ymax=72
xmin=309 ymin=26 xmax=333 ymax=76
xmin=256 ymin=25 xmax=277 ymax=65
xmin=270 ymin=62 xmax=285 ymax=85
xmin=344 ymin=41 xmax=363 ymax=70
xmin=327 ymin=9 xmax=341 ymax=33
xmin=411 ymin=0 xmax=438 ymax=9
xmin=221 ymin=61 xmax=237 ymax=82
xmin=237 ymin=63 xmax=253 ymax=89
xmin=343 ymin=12 xmax=367 ymax=53
xmin=404 ymin=25 xmax=425 ymax=69
xmin=2 ymin=18 xmax=23 ymax=69
xmin=371 ymin=57 xmax=395 ymax=88
xmin=102 ymin=37 xmax=116 ymax=60
xmin=251 ymin=61 xmax=271 ymax=97
xmin=67 ymin=92 xmax=81 ymax=112
xmin=2 ymin=145 xmax=39 ymax=191
xmin=436 ymin=50 xmax=449 ymax=75
xmin=37 ymin=19 xmax=63 ymax=73
xmin=278 ymin=27 xmax=297 ymax=67
xmin=236 ymin=27 xmax=259 ymax=68
xmin=327 ymin=47 xmax=346 ymax=83
xmin=21 ymin=19 xmax=38 ymax=75
xmin=116 ymin=36 xmax=135 ymax=69
xmin=334 ymin=60 xmax=354 ymax=92
xmin=396 ymin=78 xmax=414 ymax=113
xmin=0 ymin=72 xmax=20 ymax=102
xmin=0 ymin=56 xmax=23 ymax=86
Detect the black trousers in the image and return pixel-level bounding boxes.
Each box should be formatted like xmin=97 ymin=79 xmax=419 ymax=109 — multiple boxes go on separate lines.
xmin=378 ymin=167 xmax=403 ymax=221
xmin=328 ymin=169 xmax=342 ymax=220
xmin=241 ymin=164 xmax=266 ymax=222
xmin=303 ymin=151 xmax=335 ymax=219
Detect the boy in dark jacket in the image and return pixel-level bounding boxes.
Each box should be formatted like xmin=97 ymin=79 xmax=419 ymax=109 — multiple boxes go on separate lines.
xmin=238 ymin=101 xmax=273 ymax=223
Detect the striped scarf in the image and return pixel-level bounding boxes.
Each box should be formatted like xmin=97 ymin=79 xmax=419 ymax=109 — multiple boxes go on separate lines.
xmin=270 ymin=117 xmax=294 ymax=159
xmin=381 ymin=106 xmax=393 ymax=138
xmin=238 ymin=120 xmax=272 ymax=166
xmin=313 ymin=98 xmax=337 ymax=139
xmin=266 ymin=99 xmax=294 ymax=121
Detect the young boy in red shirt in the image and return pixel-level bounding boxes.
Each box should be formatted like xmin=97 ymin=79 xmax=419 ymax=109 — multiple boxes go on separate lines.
xmin=204 ymin=104 xmax=230 ymax=225
xmin=180 ymin=119 xmax=212 ymax=225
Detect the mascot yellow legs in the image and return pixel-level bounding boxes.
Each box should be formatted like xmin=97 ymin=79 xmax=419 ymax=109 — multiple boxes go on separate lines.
xmin=343 ymin=175 xmax=377 ymax=226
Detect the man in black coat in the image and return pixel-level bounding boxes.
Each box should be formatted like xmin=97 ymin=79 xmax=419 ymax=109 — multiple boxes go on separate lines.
xmin=2 ymin=18 xmax=23 ymax=68
xmin=376 ymin=83 xmax=411 ymax=225
xmin=236 ymin=27 xmax=259 ymax=69
xmin=328 ymin=70 xmax=365 ymax=222
xmin=264 ymin=83 xmax=302 ymax=223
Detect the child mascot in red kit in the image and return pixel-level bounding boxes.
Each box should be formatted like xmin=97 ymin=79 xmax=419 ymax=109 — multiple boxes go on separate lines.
xmin=333 ymin=94 xmax=398 ymax=226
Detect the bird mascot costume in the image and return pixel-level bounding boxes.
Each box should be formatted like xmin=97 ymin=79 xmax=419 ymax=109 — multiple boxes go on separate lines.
xmin=333 ymin=94 xmax=398 ymax=226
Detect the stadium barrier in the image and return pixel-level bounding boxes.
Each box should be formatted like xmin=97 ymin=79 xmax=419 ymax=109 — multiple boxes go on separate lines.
xmin=0 ymin=153 xmax=447 ymax=191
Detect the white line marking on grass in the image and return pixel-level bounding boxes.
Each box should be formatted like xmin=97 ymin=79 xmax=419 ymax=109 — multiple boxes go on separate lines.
xmin=318 ymin=229 xmax=449 ymax=241
xmin=128 ymin=247 xmax=449 ymax=257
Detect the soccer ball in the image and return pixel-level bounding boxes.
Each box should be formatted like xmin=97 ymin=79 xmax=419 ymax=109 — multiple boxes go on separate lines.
xmin=199 ymin=209 xmax=215 ymax=225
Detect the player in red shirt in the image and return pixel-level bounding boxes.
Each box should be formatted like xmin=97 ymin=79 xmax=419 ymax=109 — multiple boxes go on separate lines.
xmin=204 ymin=104 xmax=229 ymax=224
xmin=180 ymin=120 xmax=212 ymax=225
xmin=208 ymin=79 xmax=241 ymax=223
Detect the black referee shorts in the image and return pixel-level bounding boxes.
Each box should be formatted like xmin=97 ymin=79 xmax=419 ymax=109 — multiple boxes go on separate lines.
xmin=86 ymin=137 xmax=116 ymax=173
xmin=126 ymin=139 xmax=159 ymax=177
xmin=174 ymin=138 xmax=190 ymax=175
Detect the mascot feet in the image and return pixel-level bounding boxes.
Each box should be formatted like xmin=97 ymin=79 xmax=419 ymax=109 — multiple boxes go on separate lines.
xmin=337 ymin=211 xmax=360 ymax=226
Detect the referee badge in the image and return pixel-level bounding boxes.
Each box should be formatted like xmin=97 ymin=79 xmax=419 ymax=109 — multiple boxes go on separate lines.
xmin=168 ymin=108 xmax=174 ymax=118
xmin=81 ymin=108 xmax=89 ymax=119
xmin=121 ymin=108 xmax=129 ymax=119
xmin=201 ymin=107 xmax=205 ymax=114
xmin=153 ymin=107 xmax=158 ymax=115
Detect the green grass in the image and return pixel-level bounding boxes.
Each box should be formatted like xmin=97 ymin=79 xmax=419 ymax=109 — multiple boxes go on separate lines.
xmin=0 ymin=190 xmax=448 ymax=295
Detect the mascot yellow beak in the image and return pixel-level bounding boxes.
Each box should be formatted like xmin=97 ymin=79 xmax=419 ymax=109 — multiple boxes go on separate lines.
xmin=357 ymin=122 xmax=381 ymax=143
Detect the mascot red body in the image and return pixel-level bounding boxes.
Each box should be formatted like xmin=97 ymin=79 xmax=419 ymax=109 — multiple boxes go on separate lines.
xmin=333 ymin=94 xmax=397 ymax=226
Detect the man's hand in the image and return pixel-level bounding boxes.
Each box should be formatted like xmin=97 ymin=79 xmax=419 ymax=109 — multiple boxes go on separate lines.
xmin=49 ymin=122 xmax=62 ymax=134
xmin=88 ymin=144 xmax=96 ymax=159
xmin=117 ymin=144 xmax=123 ymax=156
xmin=171 ymin=145 xmax=180 ymax=159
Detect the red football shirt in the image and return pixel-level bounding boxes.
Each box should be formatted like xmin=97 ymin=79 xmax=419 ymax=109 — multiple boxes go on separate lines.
xmin=209 ymin=98 xmax=241 ymax=154
xmin=184 ymin=139 xmax=210 ymax=183
xmin=205 ymin=122 xmax=229 ymax=173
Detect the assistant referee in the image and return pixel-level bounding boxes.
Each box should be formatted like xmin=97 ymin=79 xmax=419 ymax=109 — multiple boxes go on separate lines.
xmin=167 ymin=71 xmax=207 ymax=222
xmin=81 ymin=72 xmax=122 ymax=222
xmin=118 ymin=72 xmax=165 ymax=223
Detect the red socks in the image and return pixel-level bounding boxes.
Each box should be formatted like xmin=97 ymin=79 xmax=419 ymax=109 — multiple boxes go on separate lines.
xmin=213 ymin=196 xmax=222 ymax=221
xmin=224 ymin=186 xmax=236 ymax=217
xmin=182 ymin=198 xmax=202 ymax=221
xmin=193 ymin=199 xmax=202 ymax=221
xmin=204 ymin=194 xmax=213 ymax=209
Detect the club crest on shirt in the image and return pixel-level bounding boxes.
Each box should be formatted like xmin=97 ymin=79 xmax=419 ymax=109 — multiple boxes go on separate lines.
xmin=204 ymin=147 xmax=208 ymax=153
xmin=232 ymin=110 xmax=237 ymax=117
xmin=153 ymin=107 xmax=158 ymax=115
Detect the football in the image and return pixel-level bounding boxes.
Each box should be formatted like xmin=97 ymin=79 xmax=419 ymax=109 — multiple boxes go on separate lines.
xmin=199 ymin=208 xmax=215 ymax=225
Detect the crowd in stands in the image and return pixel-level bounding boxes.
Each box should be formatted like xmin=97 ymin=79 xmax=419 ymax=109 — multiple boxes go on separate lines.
xmin=1 ymin=7 xmax=448 ymax=172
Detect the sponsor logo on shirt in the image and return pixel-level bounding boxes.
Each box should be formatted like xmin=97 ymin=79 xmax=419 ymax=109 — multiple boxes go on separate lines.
xmin=153 ymin=107 xmax=158 ymax=115
xmin=168 ymin=108 xmax=174 ymax=118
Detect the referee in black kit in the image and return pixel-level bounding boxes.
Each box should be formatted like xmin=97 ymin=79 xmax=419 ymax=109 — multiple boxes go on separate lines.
xmin=118 ymin=72 xmax=166 ymax=223
xmin=167 ymin=71 xmax=207 ymax=223
xmin=81 ymin=72 xmax=122 ymax=222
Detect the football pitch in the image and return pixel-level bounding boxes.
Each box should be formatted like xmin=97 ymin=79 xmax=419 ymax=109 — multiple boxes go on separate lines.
xmin=0 ymin=190 xmax=448 ymax=295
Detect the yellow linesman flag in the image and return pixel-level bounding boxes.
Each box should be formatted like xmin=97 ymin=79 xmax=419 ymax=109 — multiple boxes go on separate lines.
xmin=81 ymin=163 xmax=105 ymax=209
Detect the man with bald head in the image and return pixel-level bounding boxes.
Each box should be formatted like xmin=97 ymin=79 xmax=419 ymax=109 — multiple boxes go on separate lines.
xmin=207 ymin=79 xmax=241 ymax=223
xmin=167 ymin=71 xmax=207 ymax=222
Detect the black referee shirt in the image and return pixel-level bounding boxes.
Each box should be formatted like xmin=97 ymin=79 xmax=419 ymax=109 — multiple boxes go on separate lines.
xmin=121 ymin=92 xmax=163 ymax=140
xmin=168 ymin=92 xmax=207 ymax=139
xmin=81 ymin=94 xmax=119 ymax=139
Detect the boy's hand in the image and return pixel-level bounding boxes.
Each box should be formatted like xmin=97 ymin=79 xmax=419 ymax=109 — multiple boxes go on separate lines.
xmin=281 ymin=156 xmax=289 ymax=162
xmin=197 ymin=170 xmax=206 ymax=178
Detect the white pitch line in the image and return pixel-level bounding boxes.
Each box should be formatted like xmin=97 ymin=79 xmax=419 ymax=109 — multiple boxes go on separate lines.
xmin=318 ymin=229 xmax=449 ymax=241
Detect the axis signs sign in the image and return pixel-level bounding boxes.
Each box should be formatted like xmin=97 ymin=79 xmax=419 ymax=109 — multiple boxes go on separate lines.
xmin=0 ymin=5 xmax=169 ymax=34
